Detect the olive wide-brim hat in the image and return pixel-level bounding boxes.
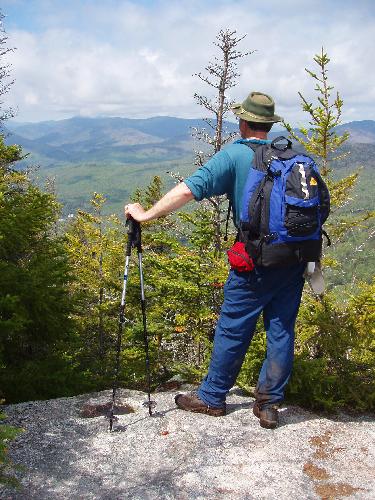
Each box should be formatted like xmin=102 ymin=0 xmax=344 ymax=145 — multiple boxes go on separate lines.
xmin=231 ymin=91 xmax=283 ymax=123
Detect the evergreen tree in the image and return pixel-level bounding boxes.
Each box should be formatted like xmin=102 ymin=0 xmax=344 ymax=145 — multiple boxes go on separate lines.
xmin=0 ymin=136 xmax=76 ymax=402
xmin=140 ymin=30 xmax=254 ymax=378
xmin=283 ymin=48 xmax=374 ymax=262
xmin=278 ymin=49 xmax=375 ymax=410
xmin=65 ymin=194 xmax=128 ymax=386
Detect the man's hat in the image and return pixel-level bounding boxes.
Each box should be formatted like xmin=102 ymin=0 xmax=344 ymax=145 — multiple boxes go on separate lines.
xmin=231 ymin=91 xmax=282 ymax=123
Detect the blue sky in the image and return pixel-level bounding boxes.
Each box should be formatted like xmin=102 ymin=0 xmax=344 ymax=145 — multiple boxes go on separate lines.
xmin=1 ymin=0 xmax=374 ymax=124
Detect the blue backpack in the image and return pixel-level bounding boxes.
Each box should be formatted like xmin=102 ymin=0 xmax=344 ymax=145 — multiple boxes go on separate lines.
xmin=239 ymin=136 xmax=330 ymax=267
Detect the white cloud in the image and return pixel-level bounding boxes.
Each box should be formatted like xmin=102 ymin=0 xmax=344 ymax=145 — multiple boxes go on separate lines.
xmin=2 ymin=0 xmax=374 ymax=123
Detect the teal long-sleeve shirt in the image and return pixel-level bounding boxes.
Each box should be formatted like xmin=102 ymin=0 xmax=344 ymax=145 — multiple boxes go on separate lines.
xmin=184 ymin=138 xmax=271 ymax=226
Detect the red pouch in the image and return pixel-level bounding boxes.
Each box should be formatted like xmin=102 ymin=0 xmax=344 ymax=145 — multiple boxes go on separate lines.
xmin=227 ymin=242 xmax=254 ymax=272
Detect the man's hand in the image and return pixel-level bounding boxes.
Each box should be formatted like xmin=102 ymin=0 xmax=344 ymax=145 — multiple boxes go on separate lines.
xmin=124 ymin=182 xmax=194 ymax=223
xmin=124 ymin=203 xmax=149 ymax=222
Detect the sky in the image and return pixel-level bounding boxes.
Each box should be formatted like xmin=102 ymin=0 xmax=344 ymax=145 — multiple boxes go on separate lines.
xmin=1 ymin=0 xmax=374 ymax=125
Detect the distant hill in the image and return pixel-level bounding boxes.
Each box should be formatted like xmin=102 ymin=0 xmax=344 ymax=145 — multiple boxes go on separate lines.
xmin=4 ymin=116 xmax=237 ymax=165
xmin=4 ymin=116 xmax=375 ymax=166
xmin=335 ymin=120 xmax=375 ymax=144
xmin=3 ymin=116 xmax=374 ymax=216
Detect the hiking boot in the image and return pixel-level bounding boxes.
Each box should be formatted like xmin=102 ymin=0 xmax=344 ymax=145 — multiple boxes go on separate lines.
xmin=175 ymin=391 xmax=226 ymax=417
xmin=253 ymin=402 xmax=279 ymax=429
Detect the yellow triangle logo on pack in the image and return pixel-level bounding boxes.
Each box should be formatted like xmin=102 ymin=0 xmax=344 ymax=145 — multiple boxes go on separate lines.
xmin=310 ymin=177 xmax=318 ymax=186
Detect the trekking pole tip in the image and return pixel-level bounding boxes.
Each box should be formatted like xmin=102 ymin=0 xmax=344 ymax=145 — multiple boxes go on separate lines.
xmin=142 ymin=400 xmax=157 ymax=415
xmin=107 ymin=411 xmax=119 ymax=431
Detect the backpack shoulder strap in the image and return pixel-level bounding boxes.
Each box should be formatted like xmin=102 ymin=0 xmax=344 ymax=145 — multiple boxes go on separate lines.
xmin=243 ymin=137 xmax=298 ymax=172
xmin=243 ymin=142 xmax=262 ymax=153
xmin=225 ymin=141 xmax=264 ymax=239
xmin=242 ymin=141 xmax=271 ymax=172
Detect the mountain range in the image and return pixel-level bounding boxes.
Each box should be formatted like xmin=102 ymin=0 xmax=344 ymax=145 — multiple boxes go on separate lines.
xmin=4 ymin=116 xmax=218 ymax=165
xmin=5 ymin=117 xmax=375 ymax=166
xmin=3 ymin=116 xmax=375 ymax=215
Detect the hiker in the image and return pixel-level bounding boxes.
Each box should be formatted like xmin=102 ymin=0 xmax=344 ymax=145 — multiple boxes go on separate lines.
xmin=125 ymin=92 xmax=315 ymax=429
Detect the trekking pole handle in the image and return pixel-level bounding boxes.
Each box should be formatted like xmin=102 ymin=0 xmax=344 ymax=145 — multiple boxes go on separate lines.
xmin=126 ymin=218 xmax=134 ymax=256
xmin=126 ymin=217 xmax=142 ymax=255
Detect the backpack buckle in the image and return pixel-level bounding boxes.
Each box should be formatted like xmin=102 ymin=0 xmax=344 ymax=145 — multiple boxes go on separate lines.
xmin=265 ymin=232 xmax=278 ymax=243
xmin=259 ymin=233 xmax=278 ymax=245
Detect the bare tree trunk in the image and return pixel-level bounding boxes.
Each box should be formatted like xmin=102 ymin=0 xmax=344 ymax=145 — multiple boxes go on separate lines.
xmin=192 ymin=29 xmax=254 ymax=249
xmin=214 ymin=42 xmax=229 ymax=154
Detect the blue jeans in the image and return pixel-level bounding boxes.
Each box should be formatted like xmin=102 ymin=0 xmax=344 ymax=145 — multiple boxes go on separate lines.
xmin=197 ymin=264 xmax=305 ymax=408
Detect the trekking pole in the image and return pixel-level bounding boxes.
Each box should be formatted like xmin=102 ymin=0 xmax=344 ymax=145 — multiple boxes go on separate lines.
xmin=108 ymin=218 xmax=155 ymax=431
xmin=135 ymin=221 xmax=156 ymax=416
xmin=108 ymin=218 xmax=135 ymax=431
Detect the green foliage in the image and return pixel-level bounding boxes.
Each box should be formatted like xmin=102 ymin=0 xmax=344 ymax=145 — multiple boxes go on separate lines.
xmin=63 ymin=176 xmax=228 ymax=391
xmin=0 ymin=142 xmax=23 ymax=166
xmin=278 ymin=49 xmax=375 ymax=411
xmin=235 ymin=283 xmax=375 ymax=412
xmin=0 ymin=136 xmax=77 ymax=402
xmin=283 ymin=48 xmax=373 ymax=251
xmin=64 ymin=193 xmax=129 ymax=388
xmin=145 ymin=210 xmax=228 ymax=380
xmin=0 ymin=409 xmax=22 ymax=488
xmin=283 ymin=48 xmax=349 ymax=176
xmin=287 ymin=282 xmax=375 ymax=411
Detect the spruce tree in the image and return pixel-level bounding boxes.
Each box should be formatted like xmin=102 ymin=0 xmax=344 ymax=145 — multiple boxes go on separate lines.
xmin=280 ymin=49 xmax=375 ymax=410
xmin=0 ymin=136 xmax=76 ymax=401
xmin=283 ymin=48 xmax=373 ymax=255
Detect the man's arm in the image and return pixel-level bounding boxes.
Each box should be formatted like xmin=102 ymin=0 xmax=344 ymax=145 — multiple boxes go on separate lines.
xmin=124 ymin=181 xmax=194 ymax=222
